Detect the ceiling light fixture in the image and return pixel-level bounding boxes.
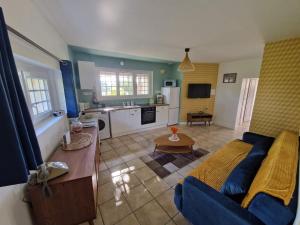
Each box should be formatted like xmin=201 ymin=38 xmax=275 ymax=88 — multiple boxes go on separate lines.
xmin=178 ymin=48 xmax=195 ymax=72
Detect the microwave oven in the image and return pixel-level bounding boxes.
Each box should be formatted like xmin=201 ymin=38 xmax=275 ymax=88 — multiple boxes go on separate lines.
xmin=164 ymin=80 xmax=176 ymax=87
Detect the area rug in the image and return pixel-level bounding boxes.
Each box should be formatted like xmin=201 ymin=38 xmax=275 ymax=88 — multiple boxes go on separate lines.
xmin=140 ymin=148 xmax=209 ymax=178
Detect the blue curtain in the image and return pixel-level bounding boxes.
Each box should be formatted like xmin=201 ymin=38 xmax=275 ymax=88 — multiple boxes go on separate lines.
xmin=0 ymin=8 xmax=43 ymax=187
xmin=60 ymin=60 xmax=79 ymax=118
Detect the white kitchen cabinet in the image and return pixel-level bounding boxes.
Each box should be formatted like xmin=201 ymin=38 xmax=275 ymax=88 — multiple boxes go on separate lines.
xmin=129 ymin=108 xmax=141 ymax=130
xmin=156 ymin=106 xmax=169 ymax=126
xmin=110 ymin=108 xmax=141 ymax=137
xmin=110 ymin=109 xmax=130 ymax=136
xmin=78 ymin=61 xmax=96 ymax=89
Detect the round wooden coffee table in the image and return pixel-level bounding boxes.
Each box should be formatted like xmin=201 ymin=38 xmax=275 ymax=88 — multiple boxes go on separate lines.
xmin=154 ymin=133 xmax=195 ymax=154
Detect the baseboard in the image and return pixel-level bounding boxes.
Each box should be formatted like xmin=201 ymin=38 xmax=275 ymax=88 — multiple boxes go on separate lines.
xmin=111 ymin=124 xmax=167 ymax=138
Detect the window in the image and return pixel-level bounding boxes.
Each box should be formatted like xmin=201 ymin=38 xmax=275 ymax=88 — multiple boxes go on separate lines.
xmin=119 ymin=72 xmax=134 ymax=96
xmin=99 ymin=71 xmax=117 ymax=96
xmin=15 ymin=58 xmax=57 ymax=124
xmin=97 ymin=68 xmax=152 ymax=99
xmin=26 ymin=77 xmax=52 ymax=116
xmin=136 ymin=73 xmax=150 ymax=95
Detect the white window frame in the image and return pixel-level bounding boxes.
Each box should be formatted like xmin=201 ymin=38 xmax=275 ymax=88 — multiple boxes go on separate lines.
xmin=96 ymin=67 xmax=153 ymax=100
xmin=15 ymin=57 xmax=57 ymax=125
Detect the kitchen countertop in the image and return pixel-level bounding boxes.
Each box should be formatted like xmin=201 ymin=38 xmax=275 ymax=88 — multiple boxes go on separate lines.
xmin=84 ymin=103 xmax=169 ymax=113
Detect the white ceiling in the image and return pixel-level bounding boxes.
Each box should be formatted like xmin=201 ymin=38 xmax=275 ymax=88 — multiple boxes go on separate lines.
xmin=34 ymin=0 xmax=300 ymax=62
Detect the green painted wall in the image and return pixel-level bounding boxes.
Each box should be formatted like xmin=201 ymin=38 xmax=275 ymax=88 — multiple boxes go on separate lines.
xmin=69 ymin=46 xmax=182 ymax=106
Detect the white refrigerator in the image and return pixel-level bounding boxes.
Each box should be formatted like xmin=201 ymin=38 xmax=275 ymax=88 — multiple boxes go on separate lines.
xmin=161 ymin=87 xmax=180 ymax=125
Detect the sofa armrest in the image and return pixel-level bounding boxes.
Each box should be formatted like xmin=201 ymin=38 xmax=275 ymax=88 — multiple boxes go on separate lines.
xmin=176 ymin=176 xmax=264 ymax=225
xmin=242 ymin=132 xmax=273 ymax=145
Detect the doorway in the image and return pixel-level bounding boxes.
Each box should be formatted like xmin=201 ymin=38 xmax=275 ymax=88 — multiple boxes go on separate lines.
xmin=236 ymin=78 xmax=259 ymax=132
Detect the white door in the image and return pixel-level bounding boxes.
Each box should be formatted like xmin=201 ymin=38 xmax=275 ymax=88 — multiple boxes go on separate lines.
xmin=243 ymin=79 xmax=258 ymax=122
xmin=168 ymin=108 xmax=179 ymax=125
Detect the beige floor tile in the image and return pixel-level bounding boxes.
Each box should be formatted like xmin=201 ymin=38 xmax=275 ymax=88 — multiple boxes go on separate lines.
xmin=115 ymin=146 xmax=130 ymax=155
xmin=99 ymin=162 xmax=108 ymax=172
xmin=100 ymin=196 xmax=132 ymax=225
xmin=115 ymin=213 xmax=140 ymax=225
xmin=134 ymin=167 xmax=157 ymax=182
xmin=98 ymin=181 xmax=123 ymax=204
xmin=165 ymin=220 xmax=176 ymax=225
xmin=123 ymin=139 xmax=135 ymax=145
xmin=123 ymin=184 xmax=153 ymax=211
xmin=94 ymin=208 xmax=104 ymax=225
xmin=111 ymin=141 xmax=125 ymax=148
xmin=109 ymin=163 xmax=130 ymax=176
xmin=143 ymin=176 xmax=170 ymax=197
xmin=128 ymin=143 xmax=141 ymax=151
xmin=135 ymin=200 xmax=170 ymax=225
xmin=156 ymin=189 xmax=178 ymax=217
xmin=101 ymin=151 xmax=118 ymax=160
xmin=126 ymin=158 xmax=146 ymax=170
xmin=121 ymin=173 xmax=141 ymax=189
xmin=100 ymin=144 xmax=113 ymax=152
xmin=163 ymin=172 xmax=184 ymax=187
xmin=177 ymin=165 xmax=193 ymax=177
xmin=121 ymin=152 xmax=137 ymax=162
xmin=173 ymin=213 xmax=191 ymax=225
xmin=105 ymin=157 xmax=124 ymax=168
xmin=99 ymin=170 xmax=112 ymax=185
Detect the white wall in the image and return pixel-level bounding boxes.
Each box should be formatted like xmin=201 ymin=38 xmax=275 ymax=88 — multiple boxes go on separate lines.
xmin=214 ymin=57 xmax=262 ymax=129
xmin=0 ymin=1 xmax=69 ymax=225
xmin=0 ymin=0 xmax=68 ymax=68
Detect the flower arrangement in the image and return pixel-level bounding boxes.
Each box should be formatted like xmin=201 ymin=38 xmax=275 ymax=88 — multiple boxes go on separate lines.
xmin=170 ymin=126 xmax=178 ymax=134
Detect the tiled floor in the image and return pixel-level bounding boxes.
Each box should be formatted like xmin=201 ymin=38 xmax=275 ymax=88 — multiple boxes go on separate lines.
xmin=81 ymin=124 xmax=245 ymax=225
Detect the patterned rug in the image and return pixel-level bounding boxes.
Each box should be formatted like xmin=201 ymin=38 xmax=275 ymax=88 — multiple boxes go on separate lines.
xmin=140 ymin=148 xmax=209 ymax=178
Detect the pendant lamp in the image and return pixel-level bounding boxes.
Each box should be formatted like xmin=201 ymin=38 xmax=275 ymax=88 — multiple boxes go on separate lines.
xmin=178 ymin=48 xmax=195 ymax=72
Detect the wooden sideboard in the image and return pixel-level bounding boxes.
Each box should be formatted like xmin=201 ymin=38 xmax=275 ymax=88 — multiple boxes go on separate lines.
xmin=187 ymin=112 xmax=213 ymax=126
xmin=28 ymin=127 xmax=100 ymax=225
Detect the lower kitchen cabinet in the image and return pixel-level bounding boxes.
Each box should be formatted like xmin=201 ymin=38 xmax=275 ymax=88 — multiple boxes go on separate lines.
xmin=110 ymin=108 xmax=141 ymax=137
xmin=110 ymin=106 xmax=169 ymax=138
xmin=156 ymin=106 xmax=169 ymax=126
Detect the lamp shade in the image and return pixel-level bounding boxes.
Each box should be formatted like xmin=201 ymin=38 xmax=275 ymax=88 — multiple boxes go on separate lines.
xmin=178 ymin=48 xmax=195 ymax=72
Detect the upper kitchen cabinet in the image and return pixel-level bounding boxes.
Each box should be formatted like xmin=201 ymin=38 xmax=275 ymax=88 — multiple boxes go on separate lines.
xmin=78 ymin=61 xmax=96 ymax=89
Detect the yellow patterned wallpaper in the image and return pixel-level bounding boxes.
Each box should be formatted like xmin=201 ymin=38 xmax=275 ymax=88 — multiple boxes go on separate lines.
xmin=250 ymin=38 xmax=300 ymax=137
xmin=180 ymin=63 xmax=219 ymax=121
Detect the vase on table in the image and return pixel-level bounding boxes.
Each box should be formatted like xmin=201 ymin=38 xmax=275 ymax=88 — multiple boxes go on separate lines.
xmin=169 ymin=126 xmax=179 ymax=141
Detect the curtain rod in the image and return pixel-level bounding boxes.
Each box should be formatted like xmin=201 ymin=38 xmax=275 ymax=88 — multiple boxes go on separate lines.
xmin=7 ymin=25 xmax=63 ymax=62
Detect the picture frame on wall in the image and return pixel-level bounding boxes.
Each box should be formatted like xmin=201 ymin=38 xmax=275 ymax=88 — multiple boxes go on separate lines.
xmin=223 ymin=73 xmax=237 ymax=83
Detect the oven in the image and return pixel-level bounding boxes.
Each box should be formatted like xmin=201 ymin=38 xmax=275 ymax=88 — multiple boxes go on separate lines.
xmin=141 ymin=106 xmax=156 ymax=125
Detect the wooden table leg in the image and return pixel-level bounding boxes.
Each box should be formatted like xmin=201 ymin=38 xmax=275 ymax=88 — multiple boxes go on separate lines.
xmin=153 ymin=144 xmax=157 ymax=152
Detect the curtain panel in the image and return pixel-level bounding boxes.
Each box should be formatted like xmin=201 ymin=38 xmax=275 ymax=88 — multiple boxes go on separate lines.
xmin=0 ymin=8 xmax=43 ymax=187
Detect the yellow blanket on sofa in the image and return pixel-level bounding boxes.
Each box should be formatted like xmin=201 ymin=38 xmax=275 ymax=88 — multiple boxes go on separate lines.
xmin=242 ymin=130 xmax=299 ymax=208
xmin=185 ymin=140 xmax=253 ymax=191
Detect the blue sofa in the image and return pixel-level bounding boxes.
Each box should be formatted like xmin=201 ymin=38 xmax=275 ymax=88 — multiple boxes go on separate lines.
xmin=174 ymin=132 xmax=299 ymax=225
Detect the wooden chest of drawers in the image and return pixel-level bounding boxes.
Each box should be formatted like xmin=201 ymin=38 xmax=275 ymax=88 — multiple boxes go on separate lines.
xmin=28 ymin=127 xmax=100 ymax=225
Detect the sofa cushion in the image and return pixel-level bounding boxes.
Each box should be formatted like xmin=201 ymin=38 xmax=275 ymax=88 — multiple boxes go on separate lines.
xmin=221 ymin=154 xmax=265 ymax=202
xmin=183 ymin=140 xmax=253 ymax=191
xmin=242 ymin=130 xmax=299 ymax=208
xmin=248 ymin=193 xmax=295 ymax=225
xmin=247 ymin=138 xmax=274 ymax=157
xmin=243 ymin=132 xmax=273 ymax=145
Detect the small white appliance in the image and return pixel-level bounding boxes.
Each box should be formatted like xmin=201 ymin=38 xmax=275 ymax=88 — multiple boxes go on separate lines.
xmin=161 ymin=87 xmax=180 ymax=125
xmin=164 ymin=80 xmax=176 ymax=87
xmin=97 ymin=111 xmax=111 ymax=139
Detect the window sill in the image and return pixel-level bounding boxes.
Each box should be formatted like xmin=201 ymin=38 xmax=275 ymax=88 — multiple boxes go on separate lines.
xmin=35 ymin=115 xmax=66 ymax=137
